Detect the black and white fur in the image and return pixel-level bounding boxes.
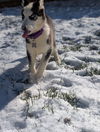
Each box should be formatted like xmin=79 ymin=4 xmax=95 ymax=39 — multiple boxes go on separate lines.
xmin=21 ymin=0 xmax=60 ymax=83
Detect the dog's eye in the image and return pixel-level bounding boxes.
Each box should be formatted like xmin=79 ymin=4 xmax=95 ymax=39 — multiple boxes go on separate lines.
xmin=29 ymin=15 xmax=37 ymax=20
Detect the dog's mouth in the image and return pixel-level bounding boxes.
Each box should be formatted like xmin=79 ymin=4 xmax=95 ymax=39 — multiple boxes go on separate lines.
xmin=22 ymin=27 xmax=44 ymax=39
xmin=22 ymin=30 xmax=31 ymax=38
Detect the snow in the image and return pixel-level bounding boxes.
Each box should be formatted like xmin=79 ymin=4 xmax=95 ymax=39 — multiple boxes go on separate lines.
xmin=0 ymin=0 xmax=100 ymax=132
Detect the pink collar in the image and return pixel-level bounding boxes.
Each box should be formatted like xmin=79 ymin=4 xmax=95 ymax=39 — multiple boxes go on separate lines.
xmin=24 ymin=28 xmax=44 ymax=39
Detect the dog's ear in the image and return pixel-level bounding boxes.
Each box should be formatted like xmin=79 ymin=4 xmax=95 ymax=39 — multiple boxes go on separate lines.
xmin=33 ymin=0 xmax=44 ymax=3
xmin=21 ymin=0 xmax=29 ymax=7
xmin=33 ymin=0 xmax=37 ymax=2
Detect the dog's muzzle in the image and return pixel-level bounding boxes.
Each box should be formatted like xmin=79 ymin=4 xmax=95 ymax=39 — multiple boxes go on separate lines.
xmin=22 ymin=26 xmax=31 ymax=38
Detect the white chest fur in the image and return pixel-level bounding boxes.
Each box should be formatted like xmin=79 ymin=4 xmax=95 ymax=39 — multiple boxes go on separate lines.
xmin=26 ymin=23 xmax=51 ymax=56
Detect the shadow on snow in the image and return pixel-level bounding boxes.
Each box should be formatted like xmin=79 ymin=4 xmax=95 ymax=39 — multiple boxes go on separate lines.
xmin=0 ymin=57 xmax=31 ymax=111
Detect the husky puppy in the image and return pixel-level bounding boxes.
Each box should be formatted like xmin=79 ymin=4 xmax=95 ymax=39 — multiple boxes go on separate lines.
xmin=21 ymin=0 xmax=60 ymax=83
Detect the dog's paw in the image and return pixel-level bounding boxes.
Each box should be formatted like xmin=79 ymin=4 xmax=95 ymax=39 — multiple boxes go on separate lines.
xmin=29 ymin=73 xmax=37 ymax=84
xmin=35 ymin=73 xmax=42 ymax=80
xmin=28 ymin=79 xmax=37 ymax=84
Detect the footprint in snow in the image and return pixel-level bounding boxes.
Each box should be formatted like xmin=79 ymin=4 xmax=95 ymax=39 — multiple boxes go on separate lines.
xmin=14 ymin=121 xmax=27 ymax=129
xmin=76 ymin=98 xmax=89 ymax=109
xmin=81 ymin=128 xmax=95 ymax=132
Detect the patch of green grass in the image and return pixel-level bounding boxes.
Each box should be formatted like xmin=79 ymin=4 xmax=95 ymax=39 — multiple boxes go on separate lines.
xmin=45 ymin=88 xmax=79 ymax=107
xmin=74 ymin=63 xmax=88 ymax=70
xmin=70 ymin=45 xmax=82 ymax=51
xmin=20 ymin=90 xmax=32 ymax=100
xmin=59 ymin=92 xmax=78 ymax=107
xmin=42 ymin=101 xmax=54 ymax=114
xmin=62 ymin=45 xmax=69 ymax=52
xmin=85 ymin=67 xmax=100 ymax=76
xmin=90 ymin=67 xmax=100 ymax=75
xmin=45 ymin=87 xmax=58 ymax=99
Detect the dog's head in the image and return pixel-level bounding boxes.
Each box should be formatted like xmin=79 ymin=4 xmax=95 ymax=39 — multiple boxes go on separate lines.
xmin=21 ymin=0 xmax=45 ymax=38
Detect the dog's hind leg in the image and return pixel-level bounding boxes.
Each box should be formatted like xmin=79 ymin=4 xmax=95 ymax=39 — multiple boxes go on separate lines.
xmin=36 ymin=48 xmax=52 ymax=79
xmin=53 ymin=48 xmax=61 ymax=65
xmin=52 ymin=41 xmax=61 ymax=65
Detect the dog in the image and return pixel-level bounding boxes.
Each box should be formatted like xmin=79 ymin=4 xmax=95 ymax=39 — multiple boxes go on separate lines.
xmin=21 ymin=0 xmax=60 ymax=83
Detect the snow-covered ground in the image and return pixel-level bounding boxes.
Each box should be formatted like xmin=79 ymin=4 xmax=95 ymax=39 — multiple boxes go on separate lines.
xmin=0 ymin=1 xmax=100 ymax=132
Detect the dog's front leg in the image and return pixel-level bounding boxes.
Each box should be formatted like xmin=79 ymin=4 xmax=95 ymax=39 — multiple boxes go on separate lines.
xmin=27 ymin=50 xmax=36 ymax=83
xmin=36 ymin=48 xmax=52 ymax=79
xmin=27 ymin=50 xmax=36 ymax=73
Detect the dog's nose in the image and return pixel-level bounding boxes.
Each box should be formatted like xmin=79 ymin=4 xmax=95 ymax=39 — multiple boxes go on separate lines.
xmin=22 ymin=25 xmax=27 ymax=31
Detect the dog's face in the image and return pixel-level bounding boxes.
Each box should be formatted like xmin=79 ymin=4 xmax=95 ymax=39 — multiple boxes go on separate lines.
xmin=21 ymin=0 xmax=45 ymax=38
